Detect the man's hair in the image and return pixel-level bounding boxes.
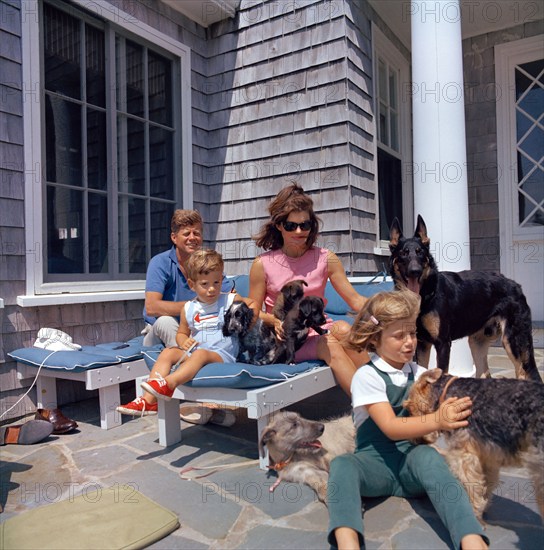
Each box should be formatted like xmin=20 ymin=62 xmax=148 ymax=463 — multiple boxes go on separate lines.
xmin=186 ymin=249 xmax=224 ymax=281
xmin=171 ymin=209 xmax=203 ymax=234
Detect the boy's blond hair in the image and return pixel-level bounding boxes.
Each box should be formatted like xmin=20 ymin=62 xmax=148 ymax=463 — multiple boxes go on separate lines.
xmin=348 ymin=291 xmax=421 ymax=352
xmin=186 ymin=249 xmax=224 ymax=281
xmin=171 ymin=209 xmax=202 ymax=234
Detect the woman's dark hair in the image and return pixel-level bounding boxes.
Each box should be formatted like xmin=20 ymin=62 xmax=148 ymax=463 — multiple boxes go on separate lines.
xmin=253 ymin=182 xmax=321 ymax=250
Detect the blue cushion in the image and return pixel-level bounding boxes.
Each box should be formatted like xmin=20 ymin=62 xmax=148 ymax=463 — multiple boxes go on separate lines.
xmin=324 ymin=282 xmax=350 ymax=314
xmin=324 ymin=281 xmax=394 ymax=315
xmin=80 ymin=339 xmax=143 ymax=362
xmin=230 ymin=275 xmax=249 ymax=297
xmin=142 ymin=348 xmax=324 ymax=389
xmin=9 ymin=337 xmax=145 ymax=372
xmin=353 ymin=281 xmax=394 ymax=296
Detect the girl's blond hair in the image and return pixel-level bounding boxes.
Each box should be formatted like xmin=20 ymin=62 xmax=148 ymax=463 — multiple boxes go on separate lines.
xmin=186 ymin=249 xmax=224 ymax=281
xmin=348 ymin=291 xmax=421 ymax=352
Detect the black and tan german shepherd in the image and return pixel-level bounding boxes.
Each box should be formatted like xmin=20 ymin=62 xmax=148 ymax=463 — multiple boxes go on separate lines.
xmin=389 ymin=215 xmax=541 ymax=382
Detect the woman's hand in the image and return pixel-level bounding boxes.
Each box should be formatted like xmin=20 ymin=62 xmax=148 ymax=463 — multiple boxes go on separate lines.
xmin=437 ymin=396 xmax=472 ymax=431
xmin=273 ymin=318 xmax=285 ymax=341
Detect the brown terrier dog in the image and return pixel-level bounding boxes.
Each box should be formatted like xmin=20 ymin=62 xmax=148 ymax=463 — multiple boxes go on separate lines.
xmin=404 ymin=368 xmax=544 ymax=522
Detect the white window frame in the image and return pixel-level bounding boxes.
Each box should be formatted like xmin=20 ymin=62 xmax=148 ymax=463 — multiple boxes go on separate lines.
xmin=19 ymin=0 xmax=193 ymax=306
xmin=371 ymin=24 xmax=412 ymax=254
xmin=496 ymin=35 xmax=544 ymax=278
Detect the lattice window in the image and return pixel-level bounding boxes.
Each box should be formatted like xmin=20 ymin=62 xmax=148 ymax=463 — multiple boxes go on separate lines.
xmin=514 ymin=59 xmax=544 ymax=227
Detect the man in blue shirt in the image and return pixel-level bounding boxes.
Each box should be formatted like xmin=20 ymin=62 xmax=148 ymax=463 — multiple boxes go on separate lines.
xmin=142 ymin=209 xmax=231 ymax=347
xmin=119 ymin=210 xmax=233 ymax=418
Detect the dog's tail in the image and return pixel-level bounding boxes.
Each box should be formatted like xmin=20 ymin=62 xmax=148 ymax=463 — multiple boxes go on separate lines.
xmin=500 ymin=287 xmax=542 ymax=382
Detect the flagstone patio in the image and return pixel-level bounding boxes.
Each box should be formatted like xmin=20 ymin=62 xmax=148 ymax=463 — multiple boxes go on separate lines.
xmin=1 ymin=348 xmax=543 ymax=549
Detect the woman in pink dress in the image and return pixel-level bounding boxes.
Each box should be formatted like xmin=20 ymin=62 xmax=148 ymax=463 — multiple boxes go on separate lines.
xmin=249 ymin=182 xmax=370 ymax=394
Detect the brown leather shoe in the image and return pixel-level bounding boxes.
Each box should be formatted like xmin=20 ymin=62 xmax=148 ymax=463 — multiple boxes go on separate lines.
xmin=35 ymin=408 xmax=78 ymax=434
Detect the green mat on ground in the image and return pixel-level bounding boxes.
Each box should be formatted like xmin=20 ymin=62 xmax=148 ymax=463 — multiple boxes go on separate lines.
xmin=0 ymin=485 xmax=179 ymax=549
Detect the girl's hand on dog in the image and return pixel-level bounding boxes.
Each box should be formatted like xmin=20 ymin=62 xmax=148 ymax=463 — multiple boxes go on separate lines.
xmin=438 ymin=396 xmax=472 ymax=431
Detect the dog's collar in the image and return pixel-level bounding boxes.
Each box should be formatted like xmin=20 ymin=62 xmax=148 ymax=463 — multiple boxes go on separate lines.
xmin=268 ymin=455 xmax=293 ymax=471
xmin=438 ymin=376 xmax=459 ymax=404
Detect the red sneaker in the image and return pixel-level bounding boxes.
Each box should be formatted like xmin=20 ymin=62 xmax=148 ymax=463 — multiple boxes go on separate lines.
xmin=116 ymin=396 xmax=158 ymax=416
xmin=141 ymin=375 xmax=174 ymax=401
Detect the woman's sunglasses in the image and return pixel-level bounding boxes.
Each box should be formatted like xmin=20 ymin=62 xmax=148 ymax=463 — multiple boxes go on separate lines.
xmin=282 ymin=220 xmax=312 ymax=232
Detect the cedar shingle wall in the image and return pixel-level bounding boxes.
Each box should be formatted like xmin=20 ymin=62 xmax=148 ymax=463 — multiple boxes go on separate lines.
xmin=195 ymin=0 xmax=379 ymax=276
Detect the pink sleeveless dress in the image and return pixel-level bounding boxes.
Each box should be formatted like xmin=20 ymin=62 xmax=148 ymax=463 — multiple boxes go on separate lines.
xmin=260 ymin=247 xmax=334 ymax=361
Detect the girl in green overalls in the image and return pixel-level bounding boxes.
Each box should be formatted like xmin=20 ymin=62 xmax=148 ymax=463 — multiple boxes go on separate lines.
xmin=327 ymin=290 xmax=489 ymax=550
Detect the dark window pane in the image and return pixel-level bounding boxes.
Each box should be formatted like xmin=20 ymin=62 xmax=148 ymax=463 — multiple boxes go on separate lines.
xmin=520 ymin=59 xmax=544 ymax=80
xmin=118 ymin=196 xmax=146 ymax=274
xmin=379 ymin=102 xmax=388 ymax=145
xmin=47 ymin=186 xmax=84 ymax=273
xmin=151 ymin=201 xmax=173 ymax=257
xmin=89 ymin=192 xmax=108 ymax=272
xmin=86 ymin=24 xmax=105 ymax=107
xmin=87 ymin=108 xmax=107 ymax=190
xmin=518 ymin=84 xmax=544 ymax=121
xmin=378 ymin=147 xmax=403 ymax=241
xmin=45 ymin=96 xmax=82 ymax=186
xmin=515 ymin=67 xmax=533 ymax=100
xmin=519 ymin=125 xmax=544 ymax=162
xmin=150 ymin=126 xmax=174 ymax=199
xmin=127 ymin=118 xmax=146 ymax=195
xmin=520 ymin=167 xmax=544 ymax=203
xmin=120 ymin=40 xmax=144 ymax=117
xmin=148 ymin=51 xmax=172 ymax=125
xmin=516 ymin=110 xmax=533 ymax=142
xmin=44 ymin=3 xmax=81 ymax=99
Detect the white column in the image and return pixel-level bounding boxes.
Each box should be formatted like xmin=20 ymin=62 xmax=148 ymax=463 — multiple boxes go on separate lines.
xmin=410 ymin=0 xmax=474 ymax=377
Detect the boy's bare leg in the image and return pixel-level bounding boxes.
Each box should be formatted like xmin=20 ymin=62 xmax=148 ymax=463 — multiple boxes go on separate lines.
xmin=165 ymin=349 xmax=223 ymax=389
xmin=143 ymin=347 xmax=186 ymax=404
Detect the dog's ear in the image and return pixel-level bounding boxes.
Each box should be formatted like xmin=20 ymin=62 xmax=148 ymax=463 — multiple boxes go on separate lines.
xmin=389 ymin=218 xmax=403 ymax=249
xmin=311 ymin=297 xmax=325 ymax=315
xmin=424 ymin=368 xmax=443 ymax=384
xmin=414 ymin=215 xmax=430 ymax=246
xmin=259 ymin=428 xmax=276 ymax=453
xmin=291 ymin=280 xmax=307 ymax=297
xmin=222 ymin=308 xmax=232 ymax=336
xmin=243 ymin=306 xmax=254 ymax=330
xmin=299 ymin=297 xmax=313 ymax=317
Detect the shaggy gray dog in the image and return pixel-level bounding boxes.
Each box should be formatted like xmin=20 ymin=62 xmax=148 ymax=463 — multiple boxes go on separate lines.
xmin=260 ymin=411 xmax=355 ymax=503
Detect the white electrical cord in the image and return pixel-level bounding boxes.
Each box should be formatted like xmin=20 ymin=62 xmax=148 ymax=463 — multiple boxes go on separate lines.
xmin=0 ymin=350 xmax=58 ymax=420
